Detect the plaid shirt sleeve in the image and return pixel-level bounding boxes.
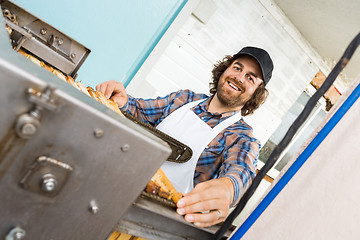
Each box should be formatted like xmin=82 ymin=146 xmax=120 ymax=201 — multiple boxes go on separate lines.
xmin=120 ymin=94 xmax=171 ymax=126
xmin=120 ymin=89 xmax=207 ymax=126
xmin=214 ymin=128 xmax=259 ymax=207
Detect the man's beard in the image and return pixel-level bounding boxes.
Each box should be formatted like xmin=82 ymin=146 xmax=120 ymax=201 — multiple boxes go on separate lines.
xmin=216 ymin=78 xmax=250 ymax=109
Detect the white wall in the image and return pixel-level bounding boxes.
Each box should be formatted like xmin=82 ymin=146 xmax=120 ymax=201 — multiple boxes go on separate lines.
xmin=238 ymin=75 xmax=360 ymax=240
xmin=127 ymin=0 xmax=327 ymax=146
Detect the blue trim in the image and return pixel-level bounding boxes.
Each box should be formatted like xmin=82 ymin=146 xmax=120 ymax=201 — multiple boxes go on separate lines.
xmin=230 ymin=82 xmax=360 ymax=239
xmin=123 ymin=0 xmax=188 ymax=88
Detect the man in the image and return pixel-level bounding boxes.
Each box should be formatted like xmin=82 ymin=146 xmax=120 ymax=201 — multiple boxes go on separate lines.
xmin=96 ymin=46 xmax=274 ymax=227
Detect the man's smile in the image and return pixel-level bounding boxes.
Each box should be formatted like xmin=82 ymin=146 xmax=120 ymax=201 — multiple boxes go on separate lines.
xmin=225 ymin=79 xmax=244 ymax=93
xmin=227 ymin=81 xmax=240 ymax=91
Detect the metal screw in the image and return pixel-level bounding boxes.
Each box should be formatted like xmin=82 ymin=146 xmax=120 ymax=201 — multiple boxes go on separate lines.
xmin=41 ymin=174 xmax=57 ymax=192
xmin=40 ymin=28 xmax=47 ymax=35
xmin=5 ymin=227 xmax=26 ymax=240
xmin=121 ymin=144 xmax=130 ymax=152
xmin=16 ymin=113 xmax=40 ymax=139
xmin=21 ymin=122 xmax=37 ymax=136
xmin=14 ymin=231 xmax=25 ymax=240
xmin=89 ymin=200 xmax=99 ymax=214
xmin=23 ymin=26 xmax=31 ymax=33
xmin=57 ymin=38 xmax=63 ymax=45
xmin=94 ymin=128 xmax=104 ymax=138
xmin=70 ymin=53 xmax=76 ymax=59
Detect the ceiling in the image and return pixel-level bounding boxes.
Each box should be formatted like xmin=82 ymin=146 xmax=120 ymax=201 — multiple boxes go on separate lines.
xmin=273 ymin=0 xmax=360 ymax=84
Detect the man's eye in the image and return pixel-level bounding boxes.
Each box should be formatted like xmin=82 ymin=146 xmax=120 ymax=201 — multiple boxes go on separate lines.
xmin=247 ymin=75 xmax=254 ymax=83
xmin=234 ymin=66 xmax=242 ymax=71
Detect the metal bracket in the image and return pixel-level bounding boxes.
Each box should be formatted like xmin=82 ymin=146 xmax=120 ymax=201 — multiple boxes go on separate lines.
xmin=19 ymin=156 xmax=73 ymax=197
xmin=15 ymin=86 xmax=57 ymax=139
xmin=27 ymin=86 xmax=57 ymax=111
xmin=1 ymin=1 xmax=91 ymax=78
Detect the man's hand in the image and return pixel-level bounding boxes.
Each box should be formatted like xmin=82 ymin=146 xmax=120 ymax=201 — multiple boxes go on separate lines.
xmin=96 ymin=80 xmax=128 ymax=108
xmin=176 ymin=178 xmax=234 ymax=227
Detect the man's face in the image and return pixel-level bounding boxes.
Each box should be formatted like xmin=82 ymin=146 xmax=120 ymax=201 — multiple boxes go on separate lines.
xmin=216 ymin=55 xmax=263 ymax=110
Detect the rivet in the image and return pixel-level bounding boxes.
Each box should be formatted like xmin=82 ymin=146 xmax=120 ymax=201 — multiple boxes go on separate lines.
xmin=40 ymin=28 xmax=47 ymax=35
xmin=121 ymin=144 xmax=130 ymax=152
xmin=70 ymin=53 xmax=76 ymax=59
xmin=89 ymin=200 xmax=99 ymax=214
xmin=94 ymin=128 xmax=104 ymax=138
xmin=57 ymin=38 xmax=63 ymax=45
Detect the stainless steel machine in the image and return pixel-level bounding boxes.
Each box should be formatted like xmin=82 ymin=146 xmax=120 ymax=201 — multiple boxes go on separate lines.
xmin=0 ymin=1 xmax=229 ymax=239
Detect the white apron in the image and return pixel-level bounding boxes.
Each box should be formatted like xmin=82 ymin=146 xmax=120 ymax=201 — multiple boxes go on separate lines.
xmin=156 ymin=99 xmax=242 ymax=193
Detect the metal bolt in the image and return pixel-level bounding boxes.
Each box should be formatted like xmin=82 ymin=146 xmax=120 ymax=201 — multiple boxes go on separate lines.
xmin=121 ymin=144 xmax=130 ymax=152
xmin=21 ymin=122 xmax=37 ymax=136
xmin=57 ymin=38 xmax=63 ymax=45
xmin=40 ymin=28 xmax=47 ymax=35
xmin=41 ymin=174 xmax=57 ymax=192
xmin=14 ymin=231 xmax=25 ymax=240
xmin=29 ymin=109 xmax=41 ymax=119
xmin=5 ymin=227 xmax=26 ymax=240
xmin=89 ymin=200 xmax=99 ymax=214
xmin=23 ymin=26 xmax=30 ymax=33
xmin=70 ymin=53 xmax=76 ymax=59
xmin=94 ymin=128 xmax=104 ymax=138
xmin=16 ymin=113 xmax=40 ymax=139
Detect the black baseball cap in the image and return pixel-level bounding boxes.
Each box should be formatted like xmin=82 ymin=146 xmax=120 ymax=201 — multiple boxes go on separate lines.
xmin=233 ymin=46 xmax=274 ymax=85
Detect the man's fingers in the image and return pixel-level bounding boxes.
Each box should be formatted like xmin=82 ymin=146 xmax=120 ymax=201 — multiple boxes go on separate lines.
xmin=111 ymin=95 xmax=126 ymax=108
xmin=176 ymin=178 xmax=235 ymax=227
xmin=183 ymin=210 xmax=225 ymax=227
xmin=95 ymin=80 xmax=128 ymax=108
xmin=178 ymin=184 xmax=225 ymax=207
xmin=177 ymin=198 xmax=226 ymax=216
xmin=96 ymin=80 xmax=122 ymax=99
xmin=177 ymin=192 xmax=203 ymax=207
xmin=96 ymin=83 xmax=106 ymax=94
xmin=104 ymin=83 xmax=116 ymax=99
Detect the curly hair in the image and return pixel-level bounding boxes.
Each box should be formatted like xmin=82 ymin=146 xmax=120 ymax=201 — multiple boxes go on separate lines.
xmin=210 ymin=55 xmax=269 ymax=116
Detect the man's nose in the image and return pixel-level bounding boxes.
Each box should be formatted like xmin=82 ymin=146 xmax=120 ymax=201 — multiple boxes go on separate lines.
xmin=236 ymin=73 xmax=246 ymax=83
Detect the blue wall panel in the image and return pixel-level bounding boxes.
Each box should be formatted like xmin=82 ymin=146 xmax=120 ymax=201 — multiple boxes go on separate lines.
xmin=12 ymin=0 xmax=187 ymax=87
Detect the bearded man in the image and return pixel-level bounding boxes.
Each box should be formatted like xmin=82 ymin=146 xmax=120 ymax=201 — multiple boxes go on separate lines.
xmin=97 ymin=46 xmax=274 ymax=227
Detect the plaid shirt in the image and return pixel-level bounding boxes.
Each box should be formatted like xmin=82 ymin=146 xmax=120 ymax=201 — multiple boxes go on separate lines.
xmin=121 ymin=89 xmax=259 ymax=205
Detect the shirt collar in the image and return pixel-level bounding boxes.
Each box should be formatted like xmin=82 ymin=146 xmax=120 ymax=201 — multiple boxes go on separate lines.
xmin=194 ymin=96 xmax=241 ymax=118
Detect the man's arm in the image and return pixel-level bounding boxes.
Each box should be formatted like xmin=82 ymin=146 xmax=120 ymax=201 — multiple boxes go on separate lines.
xmin=96 ymin=80 xmax=172 ymax=125
xmin=177 ymin=137 xmax=259 ymax=227
xmin=220 ymin=138 xmax=259 ymax=206
xmin=96 ymin=81 xmax=205 ymax=126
